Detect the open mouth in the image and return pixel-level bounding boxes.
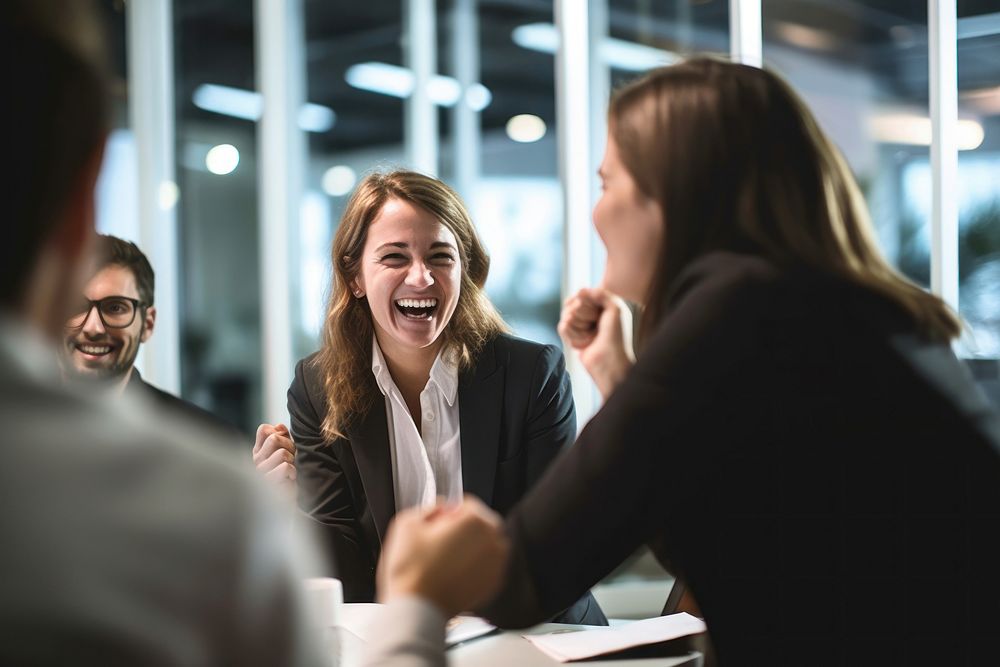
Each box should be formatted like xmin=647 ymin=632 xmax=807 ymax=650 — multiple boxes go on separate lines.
xmin=395 ymin=297 xmax=438 ymax=320
xmin=76 ymin=343 xmax=114 ymax=358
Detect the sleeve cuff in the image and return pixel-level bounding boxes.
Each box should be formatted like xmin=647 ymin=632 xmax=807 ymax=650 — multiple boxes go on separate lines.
xmin=383 ymin=595 xmax=448 ymax=638
xmin=359 ymin=596 xmax=448 ymax=667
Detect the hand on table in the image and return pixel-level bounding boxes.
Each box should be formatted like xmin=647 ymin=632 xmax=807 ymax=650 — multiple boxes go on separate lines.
xmin=558 ymin=287 xmax=635 ymax=400
xmin=377 ymin=496 xmax=510 ymax=617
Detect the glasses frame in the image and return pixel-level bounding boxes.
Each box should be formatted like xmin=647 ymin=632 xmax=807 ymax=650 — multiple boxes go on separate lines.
xmin=66 ymin=296 xmax=146 ymax=330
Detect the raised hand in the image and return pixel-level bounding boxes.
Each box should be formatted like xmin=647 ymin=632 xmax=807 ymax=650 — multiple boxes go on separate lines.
xmin=558 ymin=287 xmax=635 ymax=400
xmin=252 ymin=423 xmax=296 ymax=493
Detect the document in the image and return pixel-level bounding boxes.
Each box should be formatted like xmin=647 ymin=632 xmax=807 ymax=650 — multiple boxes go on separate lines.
xmin=445 ymin=615 xmax=497 ymax=647
xmin=338 ymin=603 xmax=495 ymax=647
xmin=525 ymin=612 xmax=707 ymax=662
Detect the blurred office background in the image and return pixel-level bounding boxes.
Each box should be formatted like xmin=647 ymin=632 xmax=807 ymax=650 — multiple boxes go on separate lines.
xmin=94 ymin=0 xmax=998 ymax=619
xmin=99 ymin=1 xmax=1000 ymax=605
xmin=96 ymin=0 xmax=999 ymax=436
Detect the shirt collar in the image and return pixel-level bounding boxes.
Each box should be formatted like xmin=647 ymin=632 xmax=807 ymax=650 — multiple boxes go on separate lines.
xmin=370 ymin=337 xmax=459 ymax=406
xmin=370 ymin=337 xmax=394 ymax=397
xmin=428 ymin=348 xmax=459 ymax=407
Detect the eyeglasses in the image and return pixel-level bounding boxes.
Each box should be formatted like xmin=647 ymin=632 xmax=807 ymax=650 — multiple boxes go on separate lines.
xmin=66 ymin=296 xmax=145 ymax=329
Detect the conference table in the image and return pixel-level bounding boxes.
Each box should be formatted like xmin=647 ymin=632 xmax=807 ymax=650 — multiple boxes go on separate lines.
xmin=339 ymin=603 xmax=705 ymax=667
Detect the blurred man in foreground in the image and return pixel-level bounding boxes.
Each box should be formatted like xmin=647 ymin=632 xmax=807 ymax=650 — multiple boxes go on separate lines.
xmin=0 ymin=1 xmax=324 ymax=663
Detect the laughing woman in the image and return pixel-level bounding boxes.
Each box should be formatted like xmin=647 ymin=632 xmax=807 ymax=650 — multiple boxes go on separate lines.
xmin=253 ymin=170 xmax=604 ymax=624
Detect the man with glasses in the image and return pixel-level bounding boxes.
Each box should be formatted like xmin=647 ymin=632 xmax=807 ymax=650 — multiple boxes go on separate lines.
xmin=63 ymin=235 xmax=155 ymax=388
xmin=63 ymin=234 xmax=240 ymax=437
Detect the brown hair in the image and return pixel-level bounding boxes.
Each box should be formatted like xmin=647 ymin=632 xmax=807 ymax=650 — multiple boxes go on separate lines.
xmin=3 ymin=0 xmax=110 ymax=307
xmin=315 ymin=170 xmax=508 ymax=440
xmin=94 ymin=235 xmax=156 ymax=307
xmin=609 ymin=57 xmax=960 ymax=344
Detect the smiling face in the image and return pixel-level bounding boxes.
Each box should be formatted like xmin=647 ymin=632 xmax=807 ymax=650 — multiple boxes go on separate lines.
xmin=354 ymin=198 xmax=462 ymax=361
xmin=62 ymin=264 xmax=155 ymax=384
xmin=593 ymin=134 xmax=665 ymax=304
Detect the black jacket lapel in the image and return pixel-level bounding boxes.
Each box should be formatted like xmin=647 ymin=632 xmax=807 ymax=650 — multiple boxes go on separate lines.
xmin=459 ymin=339 xmax=504 ymax=506
xmin=347 ymin=401 xmax=395 ymax=546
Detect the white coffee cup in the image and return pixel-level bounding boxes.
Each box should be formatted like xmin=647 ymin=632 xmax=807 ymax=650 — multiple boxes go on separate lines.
xmin=305 ymin=577 xmax=343 ymax=666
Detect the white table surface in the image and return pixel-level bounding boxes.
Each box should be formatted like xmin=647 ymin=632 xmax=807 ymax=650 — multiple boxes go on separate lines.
xmin=339 ymin=603 xmax=704 ymax=667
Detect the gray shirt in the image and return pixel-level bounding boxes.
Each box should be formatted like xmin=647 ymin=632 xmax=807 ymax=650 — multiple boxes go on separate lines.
xmin=0 ymin=318 xmax=324 ymax=665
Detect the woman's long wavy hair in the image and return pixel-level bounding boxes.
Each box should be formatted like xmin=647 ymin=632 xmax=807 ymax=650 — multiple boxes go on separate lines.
xmin=609 ymin=57 xmax=961 ymax=345
xmin=314 ymin=170 xmax=507 ymax=441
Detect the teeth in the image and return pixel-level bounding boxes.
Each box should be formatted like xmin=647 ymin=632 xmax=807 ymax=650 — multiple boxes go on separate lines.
xmin=80 ymin=345 xmax=111 ymax=355
xmin=396 ymin=298 xmax=438 ymax=309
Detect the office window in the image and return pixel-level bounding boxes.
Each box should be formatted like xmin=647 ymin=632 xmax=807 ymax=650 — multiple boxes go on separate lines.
xmin=956 ymin=4 xmax=1000 ymax=358
xmin=762 ymin=1 xmax=998 ymax=361
xmin=117 ymin=0 xmax=994 ymax=426
xmin=296 ymin=4 xmax=405 ymax=362
xmin=174 ymin=0 xmax=262 ymax=432
xmin=608 ymin=0 xmax=730 ymax=85
xmin=95 ymin=1 xmax=138 ymax=242
xmin=763 ymin=1 xmax=932 ymax=288
xmin=442 ymin=0 xmax=561 ymax=345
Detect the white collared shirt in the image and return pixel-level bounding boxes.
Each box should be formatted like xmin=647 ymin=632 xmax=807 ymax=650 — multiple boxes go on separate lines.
xmin=371 ymin=338 xmax=463 ymax=511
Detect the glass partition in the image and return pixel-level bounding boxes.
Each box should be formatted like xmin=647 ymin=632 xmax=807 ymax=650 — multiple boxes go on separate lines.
xmin=174 ymin=0 xmax=261 ymax=433
xmin=764 ymin=0 xmax=932 ymax=287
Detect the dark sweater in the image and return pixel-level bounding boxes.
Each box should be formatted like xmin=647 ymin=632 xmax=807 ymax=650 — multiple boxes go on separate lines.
xmin=481 ymin=252 xmax=1000 ymax=664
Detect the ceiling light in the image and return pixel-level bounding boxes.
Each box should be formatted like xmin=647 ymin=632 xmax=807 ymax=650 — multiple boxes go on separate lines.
xmin=297 ymin=104 xmax=336 ymax=133
xmin=192 ymin=83 xmax=336 ymax=133
xmin=205 ymin=144 xmax=240 ymax=175
xmin=600 ymin=36 xmax=682 ymax=70
xmin=322 ymin=165 xmax=357 ymax=197
xmin=506 ymin=114 xmax=546 ymax=143
xmin=465 ymin=84 xmax=492 ymax=112
xmin=512 ymin=23 xmax=679 ymax=72
xmin=193 ymin=84 xmax=261 ymax=121
xmin=772 ymin=21 xmax=837 ymax=51
xmin=869 ymin=112 xmax=985 ymax=151
xmin=961 ymin=85 xmax=1000 ymax=116
xmin=345 ymin=62 xmax=493 ymax=109
xmin=511 ymin=23 xmax=559 ymax=53
xmin=345 ymin=63 xmax=414 ymax=98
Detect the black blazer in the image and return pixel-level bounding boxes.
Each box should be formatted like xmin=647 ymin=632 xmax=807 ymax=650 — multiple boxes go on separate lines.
xmin=289 ymin=333 xmax=604 ymax=623
xmin=126 ymin=370 xmax=243 ymax=441
xmin=481 ymin=252 xmax=1000 ymax=663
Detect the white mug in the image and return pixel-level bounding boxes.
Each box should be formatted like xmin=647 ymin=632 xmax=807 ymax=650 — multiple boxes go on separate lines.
xmin=304 ymin=577 xmax=343 ymax=666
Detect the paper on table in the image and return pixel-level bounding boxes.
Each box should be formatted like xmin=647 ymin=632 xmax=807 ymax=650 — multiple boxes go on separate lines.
xmin=524 ymin=612 xmax=707 ymax=662
xmin=339 ymin=604 xmax=495 ymax=647
xmin=446 ymin=616 xmax=496 ymax=647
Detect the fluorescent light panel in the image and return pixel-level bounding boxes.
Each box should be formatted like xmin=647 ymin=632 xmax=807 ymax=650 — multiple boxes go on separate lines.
xmin=345 ymin=62 xmax=492 ymax=110
xmin=870 ymin=113 xmax=985 ymax=151
xmin=192 ymin=83 xmax=336 ymax=133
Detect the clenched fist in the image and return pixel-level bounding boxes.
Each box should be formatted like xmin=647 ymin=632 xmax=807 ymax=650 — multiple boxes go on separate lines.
xmin=377 ymin=497 xmax=510 ymax=617
xmin=252 ymin=423 xmax=296 ymax=495
xmin=558 ymin=287 xmax=635 ymax=400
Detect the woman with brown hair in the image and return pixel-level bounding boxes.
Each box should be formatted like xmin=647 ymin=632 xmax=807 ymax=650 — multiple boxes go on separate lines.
xmin=478 ymin=58 xmax=1000 ymax=662
xmin=254 ymin=169 xmax=604 ymax=624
